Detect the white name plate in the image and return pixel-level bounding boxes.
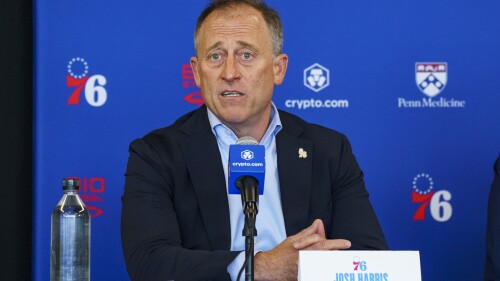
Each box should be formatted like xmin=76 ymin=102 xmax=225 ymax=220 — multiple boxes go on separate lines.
xmin=298 ymin=251 xmax=421 ymax=281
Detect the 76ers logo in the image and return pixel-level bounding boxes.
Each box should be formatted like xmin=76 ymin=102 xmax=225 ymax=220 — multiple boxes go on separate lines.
xmin=412 ymin=173 xmax=453 ymax=222
xmin=353 ymin=257 xmax=367 ymax=271
xmin=415 ymin=62 xmax=447 ymax=98
xmin=67 ymin=57 xmax=108 ymax=107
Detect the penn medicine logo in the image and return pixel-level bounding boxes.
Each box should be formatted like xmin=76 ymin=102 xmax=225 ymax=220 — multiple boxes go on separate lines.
xmin=416 ymin=63 xmax=447 ymax=97
xmin=398 ymin=62 xmax=465 ymax=108
xmin=304 ymin=63 xmax=330 ymax=92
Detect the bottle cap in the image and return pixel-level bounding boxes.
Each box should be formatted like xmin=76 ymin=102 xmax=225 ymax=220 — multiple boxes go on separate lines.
xmin=62 ymin=178 xmax=80 ymax=191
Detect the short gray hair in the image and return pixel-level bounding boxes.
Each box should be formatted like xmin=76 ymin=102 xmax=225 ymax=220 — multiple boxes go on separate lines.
xmin=194 ymin=0 xmax=283 ymax=56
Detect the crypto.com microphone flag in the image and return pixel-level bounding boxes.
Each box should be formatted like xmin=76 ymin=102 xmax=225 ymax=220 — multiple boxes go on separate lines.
xmin=228 ymin=144 xmax=265 ymax=195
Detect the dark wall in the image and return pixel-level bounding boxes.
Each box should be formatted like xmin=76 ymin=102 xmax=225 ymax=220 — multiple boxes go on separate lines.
xmin=0 ymin=0 xmax=33 ymax=280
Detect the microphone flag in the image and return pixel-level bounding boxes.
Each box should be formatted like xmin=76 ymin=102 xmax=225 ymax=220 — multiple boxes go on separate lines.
xmin=228 ymin=144 xmax=265 ymax=195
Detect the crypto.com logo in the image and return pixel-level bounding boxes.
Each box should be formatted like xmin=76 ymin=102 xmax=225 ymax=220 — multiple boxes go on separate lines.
xmin=412 ymin=173 xmax=453 ymax=222
xmin=304 ymin=63 xmax=330 ymax=92
xmin=66 ymin=57 xmax=108 ymax=107
xmin=241 ymin=150 xmax=254 ymax=161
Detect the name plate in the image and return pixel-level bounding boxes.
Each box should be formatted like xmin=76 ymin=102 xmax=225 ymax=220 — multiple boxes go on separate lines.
xmin=298 ymin=251 xmax=421 ymax=281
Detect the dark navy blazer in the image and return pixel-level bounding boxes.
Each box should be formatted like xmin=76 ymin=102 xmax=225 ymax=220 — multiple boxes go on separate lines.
xmin=121 ymin=106 xmax=388 ymax=281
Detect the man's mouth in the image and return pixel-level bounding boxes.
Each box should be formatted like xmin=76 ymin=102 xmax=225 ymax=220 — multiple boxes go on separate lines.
xmin=221 ymin=91 xmax=243 ymax=97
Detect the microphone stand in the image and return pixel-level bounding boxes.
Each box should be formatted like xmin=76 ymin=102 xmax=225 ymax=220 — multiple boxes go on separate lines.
xmin=243 ymin=201 xmax=257 ymax=281
xmin=236 ymin=176 xmax=259 ymax=281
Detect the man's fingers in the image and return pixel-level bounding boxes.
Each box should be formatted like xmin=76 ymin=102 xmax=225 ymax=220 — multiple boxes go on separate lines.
xmin=316 ymin=219 xmax=325 ymax=238
xmin=290 ymin=219 xmax=325 ymax=241
xmin=293 ymin=233 xmax=324 ymax=249
xmin=291 ymin=219 xmax=322 ymax=242
xmin=302 ymin=239 xmax=352 ymax=251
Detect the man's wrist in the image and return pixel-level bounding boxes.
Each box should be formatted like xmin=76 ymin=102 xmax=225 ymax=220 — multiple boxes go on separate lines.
xmin=254 ymin=251 xmax=273 ymax=281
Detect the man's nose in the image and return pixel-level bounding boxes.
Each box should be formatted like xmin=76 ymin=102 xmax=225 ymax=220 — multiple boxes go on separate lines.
xmin=221 ymin=56 xmax=240 ymax=82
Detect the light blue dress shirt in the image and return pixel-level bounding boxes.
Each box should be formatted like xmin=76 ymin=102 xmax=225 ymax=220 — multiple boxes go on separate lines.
xmin=206 ymin=103 xmax=287 ymax=280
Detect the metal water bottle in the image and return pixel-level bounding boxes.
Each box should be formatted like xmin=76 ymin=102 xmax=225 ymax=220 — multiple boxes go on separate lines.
xmin=50 ymin=178 xmax=91 ymax=281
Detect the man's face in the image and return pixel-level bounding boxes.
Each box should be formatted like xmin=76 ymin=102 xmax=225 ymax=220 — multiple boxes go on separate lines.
xmin=191 ymin=5 xmax=287 ymax=136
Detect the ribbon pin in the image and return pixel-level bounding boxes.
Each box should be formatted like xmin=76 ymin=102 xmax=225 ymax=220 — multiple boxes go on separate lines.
xmin=298 ymin=148 xmax=307 ymax=158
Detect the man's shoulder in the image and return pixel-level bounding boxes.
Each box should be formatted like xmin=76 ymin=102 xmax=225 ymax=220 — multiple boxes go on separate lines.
xmin=278 ymin=109 xmax=345 ymax=140
xmin=150 ymin=108 xmax=199 ymax=133
xmin=134 ymin=107 xmax=208 ymax=147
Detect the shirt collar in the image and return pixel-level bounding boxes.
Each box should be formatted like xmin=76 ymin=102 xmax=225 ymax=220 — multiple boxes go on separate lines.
xmin=207 ymin=102 xmax=282 ymax=145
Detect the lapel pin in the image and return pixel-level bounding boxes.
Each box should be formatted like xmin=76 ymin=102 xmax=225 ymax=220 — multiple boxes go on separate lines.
xmin=298 ymin=148 xmax=307 ymax=158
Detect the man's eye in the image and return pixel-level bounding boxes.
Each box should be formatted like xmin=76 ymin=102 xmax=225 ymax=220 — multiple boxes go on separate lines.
xmin=242 ymin=53 xmax=252 ymax=60
xmin=210 ymin=53 xmax=221 ymax=60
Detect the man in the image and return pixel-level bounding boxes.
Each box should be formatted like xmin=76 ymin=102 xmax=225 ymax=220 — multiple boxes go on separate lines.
xmin=121 ymin=0 xmax=388 ymax=280
xmin=485 ymin=154 xmax=500 ymax=281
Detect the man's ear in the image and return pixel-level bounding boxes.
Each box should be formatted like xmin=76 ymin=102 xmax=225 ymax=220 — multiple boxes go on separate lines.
xmin=190 ymin=56 xmax=201 ymax=87
xmin=273 ymin=53 xmax=288 ymax=86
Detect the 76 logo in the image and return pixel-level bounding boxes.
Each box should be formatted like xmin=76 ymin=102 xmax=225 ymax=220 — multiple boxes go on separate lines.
xmin=412 ymin=173 xmax=453 ymax=222
xmin=66 ymin=57 xmax=108 ymax=107
xmin=353 ymin=257 xmax=366 ymax=271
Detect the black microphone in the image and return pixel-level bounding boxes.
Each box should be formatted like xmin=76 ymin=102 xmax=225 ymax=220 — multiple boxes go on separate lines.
xmin=235 ymin=175 xmax=259 ymax=216
xmin=234 ymin=136 xmax=261 ymax=215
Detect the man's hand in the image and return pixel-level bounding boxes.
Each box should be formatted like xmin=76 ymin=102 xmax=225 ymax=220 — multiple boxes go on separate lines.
xmin=254 ymin=219 xmax=351 ymax=281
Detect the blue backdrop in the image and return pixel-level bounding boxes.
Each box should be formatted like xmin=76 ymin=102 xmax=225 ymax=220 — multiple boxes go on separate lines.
xmin=34 ymin=0 xmax=500 ymax=280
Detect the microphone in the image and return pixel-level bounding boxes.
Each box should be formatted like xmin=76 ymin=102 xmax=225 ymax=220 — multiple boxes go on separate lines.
xmin=228 ymin=136 xmax=265 ymax=199
xmin=229 ymin=136 xmax=264 ymax=281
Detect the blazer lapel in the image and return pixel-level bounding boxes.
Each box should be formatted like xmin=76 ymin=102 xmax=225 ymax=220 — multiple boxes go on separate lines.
xmin=177 ymin=107 xmax=314 ymax=245
xmin=277 ymin=113 xmax=314 ymax=236
xmin=179 ymin=106 xmax=231 ymax=250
